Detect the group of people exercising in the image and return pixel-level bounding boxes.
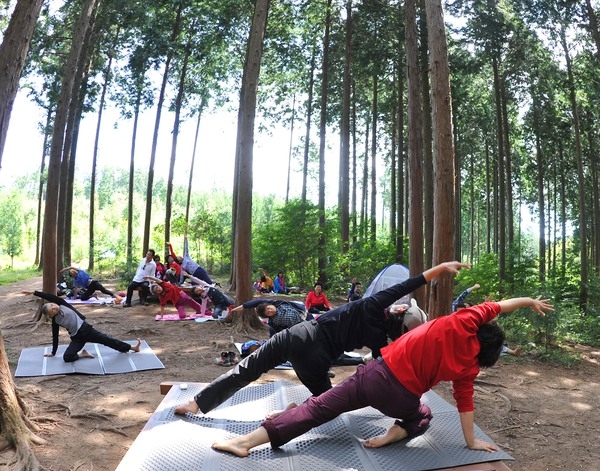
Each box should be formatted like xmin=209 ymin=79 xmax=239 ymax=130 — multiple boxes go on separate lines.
xmin=22 ymin=256 xmax=553 ymax=459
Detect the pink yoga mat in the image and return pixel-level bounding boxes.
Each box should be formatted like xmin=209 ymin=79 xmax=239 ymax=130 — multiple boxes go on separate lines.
xmin=154 ymin=312 xmax=213 ymax=321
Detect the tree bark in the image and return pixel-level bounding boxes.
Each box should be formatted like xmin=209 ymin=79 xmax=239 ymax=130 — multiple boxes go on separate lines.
xmin=0 ymin=0 xmax=44 ymax=163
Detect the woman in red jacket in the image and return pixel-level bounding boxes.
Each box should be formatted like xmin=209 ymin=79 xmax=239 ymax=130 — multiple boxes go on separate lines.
xmin=211 ymin=296 xmax=553 ymax=457
xmin=304 ymin=282 xmax=331 ymax=314
xmin=145 ymin=276 xmax=203 ymax=318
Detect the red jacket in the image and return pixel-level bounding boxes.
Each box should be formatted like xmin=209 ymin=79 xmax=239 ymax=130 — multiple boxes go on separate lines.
xmin=305 ymin=290 xmax=331 ymax=309
xmin=382 ymin=302 xmax=500 ymax=413
xmin=157 ymin=282 xmax=181 ymax=306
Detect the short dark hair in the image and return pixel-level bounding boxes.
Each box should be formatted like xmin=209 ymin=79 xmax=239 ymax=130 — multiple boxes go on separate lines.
xmin=314 ymin=281 xmax=323 ymax=289
xmin=148 ymin=249 xmax=156 ymax=257
xmin=255 ymin=303 xmax=273 ymax=317
xmin=476 ymin=322 xmax=505 ymax=367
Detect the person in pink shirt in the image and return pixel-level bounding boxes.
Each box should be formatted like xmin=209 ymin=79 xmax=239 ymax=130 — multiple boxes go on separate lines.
xmin=304 ymin=282 xmax=331 ymax=314
xmin=212 ymin=295 xmax=553 ymax=457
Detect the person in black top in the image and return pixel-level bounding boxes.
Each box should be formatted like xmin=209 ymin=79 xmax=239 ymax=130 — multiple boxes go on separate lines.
xmin=174 ymin=261 xmax=468 ymax=417
xmin=23 ymin=291 xmax=140 ymax=362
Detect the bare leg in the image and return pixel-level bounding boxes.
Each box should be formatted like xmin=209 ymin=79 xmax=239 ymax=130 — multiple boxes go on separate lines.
xmin=265 ymin=402 xmax=297 ymax=420
xmin=212 ymin=426 xmax=270 ymax=457
xmin=130 ymin=338 xmax=141 ymax=353
xmin=174 ymin=400 xmax=200 ymax=415
xmin=362 ymin=423 xmax=408 ymax=448
xmin=509 ymin=345 xmax=523 ymax=356
xmin=78 ymin=349 xmax=94 ymax=359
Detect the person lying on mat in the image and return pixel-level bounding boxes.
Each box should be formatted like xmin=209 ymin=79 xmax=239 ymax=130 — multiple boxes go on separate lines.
xmin=59 ymin=266 xmax=122 ymax=303
xmin=22 ymin=291 xmax=141 ymax=362
xmin=173 ymin=261 xmax=466 ymax=418
xmin=211 ymin=296 xmax=553 ymax=457
xmin=144 ymin=275 xmax=204 ymax=319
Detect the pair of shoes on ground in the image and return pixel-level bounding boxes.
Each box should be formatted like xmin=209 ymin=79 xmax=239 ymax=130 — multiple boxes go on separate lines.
xmin=214 ymin=351 xmax=240 ymax=367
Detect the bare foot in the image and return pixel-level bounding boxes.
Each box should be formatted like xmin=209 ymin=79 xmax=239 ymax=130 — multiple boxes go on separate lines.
xmin=212 ymin=438 xmax=250 ymax=457
xmin=131 ymin=338 xmax=141 ymax=352
xmin=512 ymin=345 xmax=523 ymax=356
xmin=174 ymin=400 xmax=200 ymax=415
xmin=362 ymin=424 xmax=408 ymax=448
xmin=78 ymin=349 xmax=94 ymax=359
xmin=265 ymin=402 xmax=297 ymax=420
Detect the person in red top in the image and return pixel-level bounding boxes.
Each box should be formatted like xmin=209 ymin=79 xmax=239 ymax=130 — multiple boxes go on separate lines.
xmin=144 ymin=275 xmax=203 ymax=318
xmin=165 ymin=254 xmax=182 ymax=285
xmin=304 ymin=282 xmax=331 ymax=314
xmin=211 ymin=295 xmax=553 ymax=457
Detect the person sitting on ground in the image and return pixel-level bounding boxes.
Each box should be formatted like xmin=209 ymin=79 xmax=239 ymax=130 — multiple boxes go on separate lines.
xmin=167 ymin=238 xmax=214 ymax=285
xmin=348 ymin=281 xmax=362 ymax=302
xmin=59 ymin=266 xmax=121 ymax=303
xmin=165 ymin=254 xmax=182 ymax=285
xmin=123 ymin=250 xmax=156 ymax=307
xmin=273 ymin=271 xmax=289 ymax=294
xmin=454 ymin=284 xmax=522 ymax=357
xmin=22 ymin=291 xmax=141 ymax=362
xmin=173 ymin=261 xmax=467 ymax=418
xmin=186 ymin=272 xmax=234 ymax=319
xmin=211 ymin=295 xmax=553 ymax=458
xmin=230 ymin=298 xmax=312 ymax=336
xmin=154 ymin=255 xmax=166 ymax=280
xmin=257 ymin=268 xmax=274 ymax=293
xmin=305 ymin=281 xmax=331 ymax=314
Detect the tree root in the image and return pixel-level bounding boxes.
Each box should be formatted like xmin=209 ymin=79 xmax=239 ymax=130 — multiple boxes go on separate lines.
xmin=70 ymin=412 xmax=114 ymax=421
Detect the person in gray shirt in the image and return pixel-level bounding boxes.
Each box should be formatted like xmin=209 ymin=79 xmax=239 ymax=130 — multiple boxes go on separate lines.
xmin=23 ymin=291 xmax=140 ymax=362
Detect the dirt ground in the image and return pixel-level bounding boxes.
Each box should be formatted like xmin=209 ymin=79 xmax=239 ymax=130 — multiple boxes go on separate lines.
xmin=1 ymin=277 xmax=599 ymax=471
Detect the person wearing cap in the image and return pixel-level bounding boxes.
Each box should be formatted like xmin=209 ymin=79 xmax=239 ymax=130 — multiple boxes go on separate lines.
xmin=212 ymin=296 xmax=553 ymax=457
xmin=174 ymin=261 xmax=468 ymax=418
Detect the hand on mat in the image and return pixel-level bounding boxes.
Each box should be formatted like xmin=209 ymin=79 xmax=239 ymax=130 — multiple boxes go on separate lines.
xmin=21 ymin=290 xmax=33 ymax=295
xmin=467 ymin=438 xmax=499 ymax=452
xmin=43 ymin=353 xmax=54 ymax=357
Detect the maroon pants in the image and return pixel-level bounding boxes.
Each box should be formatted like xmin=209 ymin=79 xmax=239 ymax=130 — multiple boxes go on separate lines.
xmin=262 ymin=357 xmax=432 ymax=448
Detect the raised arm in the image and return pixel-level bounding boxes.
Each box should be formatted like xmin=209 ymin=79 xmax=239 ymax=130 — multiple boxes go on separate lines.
xmin=422 ymin=261 xmax=470 ymax=283
xmin=144 ymin=275 xmax=163 ymax=284
xmin=59 ymin=266 xmax=76 ymax=274
xmin=167 ymin=242 xmax=177 ymax=259
xmin=497 ymin=296 xmax=553 ymax=316
xmin=185 ymin=272 xmax=212 ymax=288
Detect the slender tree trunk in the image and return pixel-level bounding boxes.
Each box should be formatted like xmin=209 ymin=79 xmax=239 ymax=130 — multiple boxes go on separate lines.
xmin=127 ymin=87 xmax=142 ymax=272
xmin=286 ymin=94 xmax=296 ymax=204
xmin=492 ymin=55 xmax=506 ymax=289
xmin=425 ymin=0 xmax=455 ymax=317
xmin=370 ymin=74 xmax=378 ymax=242
xmin=186 ymin=109 xmax=203 ymax=226
xmin=35 ymin=107 xmax=53 ymax=268
xmin=406 ymin=0 xmax=425 ymax=306
xmin=396 ymin=61 xmax=405 ymax=263
xmin=301 ymin=48 xmax=316 ymax=205
xmin=143 ymin=4 xmax=182 ymax=254
xmin=339 ymin=0 xmax=352 ymax=253
xmin=0 ymin=0 xmax=44 ymax=163
xmin=166 ymin=46 xmax=190 ymax=244
xmin=317 ymin=0 xmax=332 ymax=282
xmin=561 ymin=25 xmax=588 ymax=311
xmin=89 ymin=44 xmax=115 ymax=270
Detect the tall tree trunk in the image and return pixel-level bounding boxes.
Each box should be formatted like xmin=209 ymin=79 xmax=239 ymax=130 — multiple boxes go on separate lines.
xmin=186 ymin=109 xmax=203 ymax=226
xmin=143 ymin=4 xmax=182 ymax=255
xmin=127 ymin=86 xmax=142 ymax=271
xmin=492 ymin=55 xmax=506 ymax=289
xmin=370 ymin=74 xmax=378 ymax=242
xmin=301 ymin=47 xmax=316 ymax=205
xmin=232 ymin=0 xmax=269 ymax=305
xmin=406 ymin=0 xmax=425 ymax=306
xmin=42 ymin=0 xmax=98 ymax=309
xmin=561 ymin=25 xmax=588 ymax=311
xmin=339 ymin=0 xmax=352 ymax=253
xmin=317 ymin=0 xmax=332 ymax=282
xmin=166 ymin=45 xmax=191 ymax=243
xmin=35 ymin=107 xmax=53 ymax=268
xmin=89 ymin=44 xmax=115 ymax=270
xmin=395 ymin=61 xmax=405 ymax=263
xmin=0 ymin=0 xmax=44 ymax=163
xmin=425 ymin=0 xmax=455 ymax=317
xmin=286 ymin=94 xmax=296 ymax=204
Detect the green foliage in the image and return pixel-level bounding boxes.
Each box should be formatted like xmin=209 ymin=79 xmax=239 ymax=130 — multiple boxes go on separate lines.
xmin=0 ymin=191 xmax=24 ymax=267
xmin=0 ymin=267 xmax=41 ymax=285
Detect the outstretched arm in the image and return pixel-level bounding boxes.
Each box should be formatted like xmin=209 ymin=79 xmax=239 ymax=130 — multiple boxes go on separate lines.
xmin=166 ymin=242 xmax=177 ymax=259
xmin=422 ymin=261 xmax=471 ymax=283
xmin=497 ymin=296 xmax=553 ymax=316
xmin=459 ymin=411 xmax=499 ymax=452
xmin=144 ymin=275 xmax=162 ymax=284
xmin=59 ymin=266 xmax=76 ymax=274
xmin=185 ymin=273 xmax=212 ymax=288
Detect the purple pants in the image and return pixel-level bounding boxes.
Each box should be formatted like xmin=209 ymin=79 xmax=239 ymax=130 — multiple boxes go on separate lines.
xmin=175 ymin=291 xmax=203 ymax=318
xmin=262 ymin=357 xmax=432 ymax=448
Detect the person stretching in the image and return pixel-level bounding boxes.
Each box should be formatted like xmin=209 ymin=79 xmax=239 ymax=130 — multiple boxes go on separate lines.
xmin=211 ymin=296 xmax=553 ymax=457
xmin=23 ymin=291 xmax=140 ymax=362
xmin=173 ymin=261 xmax=468 ymax=418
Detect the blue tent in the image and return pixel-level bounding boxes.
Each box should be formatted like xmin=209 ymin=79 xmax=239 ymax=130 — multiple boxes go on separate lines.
xmin=364 ymin=264 xmax=410 ymax=301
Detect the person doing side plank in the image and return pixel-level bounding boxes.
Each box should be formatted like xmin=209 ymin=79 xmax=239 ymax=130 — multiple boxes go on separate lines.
xmin=22 ymin=291 xmax=141 ymax=362
xmin=174 ymin=261 xmax=468 ymax=417
xmin=211 ymin=296 xmax=553 ymax=457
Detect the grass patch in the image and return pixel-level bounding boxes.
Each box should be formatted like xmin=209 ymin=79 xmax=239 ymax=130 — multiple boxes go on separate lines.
xmin=0 ymin=267 xmax=41 ymax=286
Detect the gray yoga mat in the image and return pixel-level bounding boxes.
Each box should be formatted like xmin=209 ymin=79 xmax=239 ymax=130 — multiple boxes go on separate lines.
xmin=116 ymin=380 xmax=513 ymax=471
xmin=14 ymin=340 xmax=164 ymax=377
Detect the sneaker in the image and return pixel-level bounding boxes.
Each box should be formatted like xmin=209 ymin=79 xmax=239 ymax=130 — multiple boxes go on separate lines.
xmin=228 ymin=351 xmax=240 ymax=365
xmin=214 ymin=352 xmax=232 ymax=367
xmin=122 ymin=303 xmax=132 ymax=308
